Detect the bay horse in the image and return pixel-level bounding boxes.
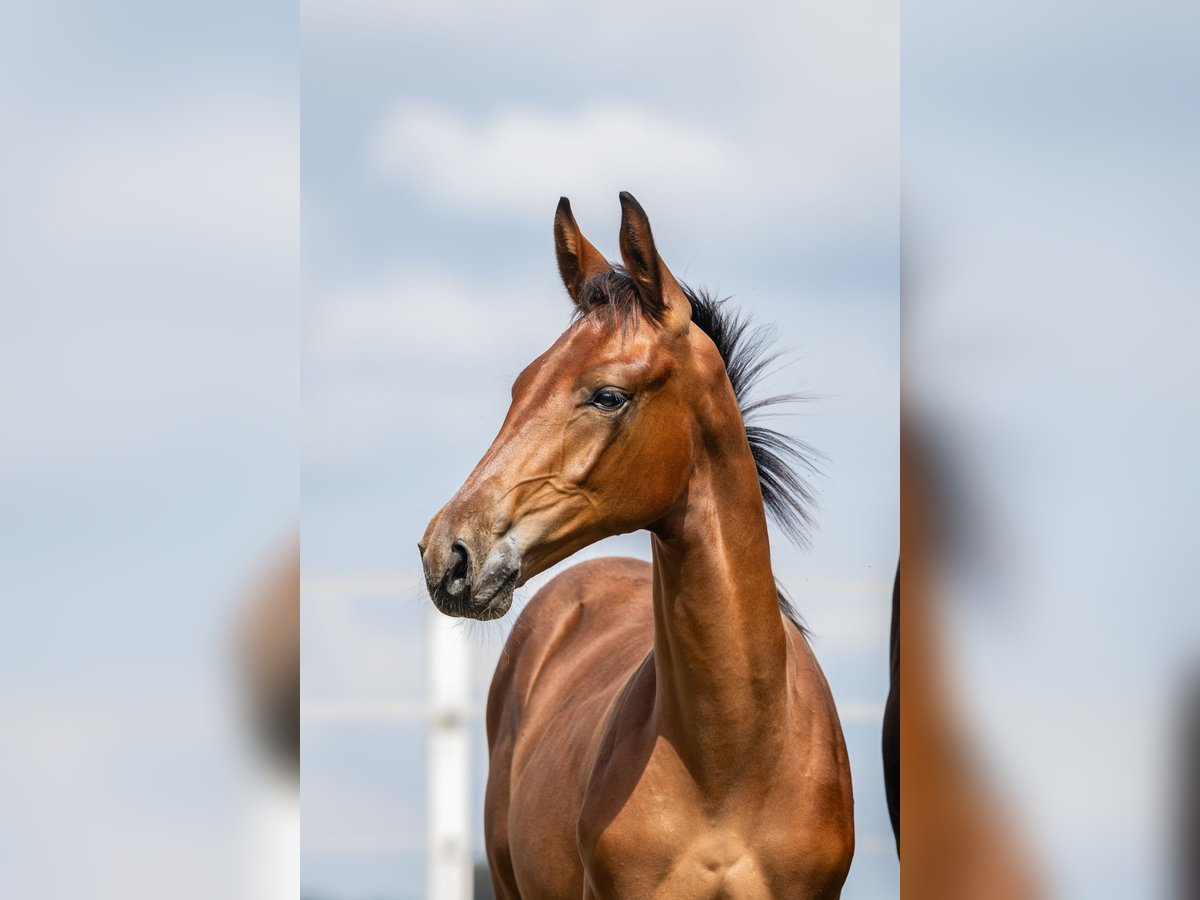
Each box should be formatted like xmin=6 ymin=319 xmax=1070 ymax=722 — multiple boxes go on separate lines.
xmin=419 ymin=193 xmax=854 ymax=898
xmin=894 ymin=424 xmax=1041 ymax=897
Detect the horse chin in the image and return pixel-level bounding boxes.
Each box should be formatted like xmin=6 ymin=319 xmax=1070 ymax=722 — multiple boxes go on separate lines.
xmin=430 ymin=586 xmax=512 ymax=621
xmin=468 ymin=562 xmax=518 ymax=620
xmin=474 ymin=587 xmax=515 ymax=621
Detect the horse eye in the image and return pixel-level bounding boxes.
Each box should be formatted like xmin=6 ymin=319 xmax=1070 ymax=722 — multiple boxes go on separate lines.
xmin=589 ymin=388 xmax=629 ymax=411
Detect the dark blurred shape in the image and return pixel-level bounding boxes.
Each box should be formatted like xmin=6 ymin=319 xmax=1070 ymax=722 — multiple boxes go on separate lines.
xmin=240 ymin=541 xmax=300 ymax=777
xmin=1182 ymin=671 xmax=1200 ymax=900
xmin=883 ymin=566 xmax=900 ymax=850
xmin=473 ymin=861 xmax=495 ymax=900
xmin=900 ymin=423 xmax=1041 ymax=898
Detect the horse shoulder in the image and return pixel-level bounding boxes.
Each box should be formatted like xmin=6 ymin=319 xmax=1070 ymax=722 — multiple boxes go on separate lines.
xmin=486 ymin=556 xmax=656 ymax=897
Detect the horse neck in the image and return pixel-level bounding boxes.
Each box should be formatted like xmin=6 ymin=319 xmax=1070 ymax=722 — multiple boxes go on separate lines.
xmin=649 ymin=403 xmax=790 ymax=787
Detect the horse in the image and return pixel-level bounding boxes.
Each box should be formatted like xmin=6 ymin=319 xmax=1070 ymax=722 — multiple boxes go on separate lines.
xmin=893 ymin=424 xmax=1041 ymax=897
xmin=419 ymin=193 xmax=855 ymax=898
xmin=884 ymin=564 xmax=899 ymax=851
xmin=240 ymin=540 xmax=299 ymax=778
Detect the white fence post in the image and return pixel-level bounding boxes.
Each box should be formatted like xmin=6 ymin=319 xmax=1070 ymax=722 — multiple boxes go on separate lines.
xmin=427 ymin=611 xmax=473 ymax=900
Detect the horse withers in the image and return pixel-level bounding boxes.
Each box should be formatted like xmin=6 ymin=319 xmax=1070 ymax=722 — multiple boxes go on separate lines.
xmin=420 ymin=193 xmax=854 ymax=899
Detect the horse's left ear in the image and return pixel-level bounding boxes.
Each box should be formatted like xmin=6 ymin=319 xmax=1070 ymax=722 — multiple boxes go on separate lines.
xmin=617 ymin=192 xmax=690 ymax=333
xmin=554 ymin=197 xmax=611 ymax=306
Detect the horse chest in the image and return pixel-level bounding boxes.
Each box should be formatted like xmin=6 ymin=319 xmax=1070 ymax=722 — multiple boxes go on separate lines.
xmin=577 ymin=734 xmax=850 ymax=899
xmin=580 ymin=798 xmax=773 ymax=899
xmin=577 ymin=748 xmax=773 ymax=898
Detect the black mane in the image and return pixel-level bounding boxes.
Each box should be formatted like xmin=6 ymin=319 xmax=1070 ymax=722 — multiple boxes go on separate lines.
xmin=574 ymin=269 xmax=822 ymax=630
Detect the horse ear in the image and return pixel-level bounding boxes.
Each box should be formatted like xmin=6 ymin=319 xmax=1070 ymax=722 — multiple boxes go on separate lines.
xmin=554 ymin=197 xmax=610 ymax=305
xmin=617 ymin=192 xmax=690 ymax=332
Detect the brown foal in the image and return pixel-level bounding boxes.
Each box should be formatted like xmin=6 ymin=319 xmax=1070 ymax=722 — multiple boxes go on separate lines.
xmin=420 ymin=193 xmax=854 ymax=898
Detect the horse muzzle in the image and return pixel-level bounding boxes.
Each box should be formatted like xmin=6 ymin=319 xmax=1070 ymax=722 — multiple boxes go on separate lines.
xmin=419 ymin=529 xmax=521 ymax=621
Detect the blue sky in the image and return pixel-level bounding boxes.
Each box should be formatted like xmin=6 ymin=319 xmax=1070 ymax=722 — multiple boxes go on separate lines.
xmin=300 ymin=1 xmax=898 ymax=897
xmin=0 ymin=1 xmax=298 ymax=898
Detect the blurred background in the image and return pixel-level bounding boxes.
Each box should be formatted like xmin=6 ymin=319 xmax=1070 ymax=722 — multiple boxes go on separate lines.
xmin=904 ymin=1 xmax=1200 ymax=896
xmin=300 ymin=1 xmax=898 ymax=898
xmin=0 ymin=0 xmax=298 ymax=898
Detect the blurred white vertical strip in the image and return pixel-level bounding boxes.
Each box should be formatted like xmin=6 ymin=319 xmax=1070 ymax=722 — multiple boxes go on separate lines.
xmin=251 ymin=768 xmax=300 ymax=900
xmin=427 ymin=612 xmax=473 ymax=900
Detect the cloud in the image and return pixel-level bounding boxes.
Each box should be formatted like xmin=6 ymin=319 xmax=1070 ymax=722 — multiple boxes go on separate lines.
xmin=309 ymin=268 xmax=562 ymax=367
xmin=304 ymin=0 xmax=553 ymax=29
xmin=367 ymin=100 xmax=891 ymax=245
xmin=30 ymin=91 xmax=297 ymax=260
xmin=370 ymin=102 xmax=733 ymax=222
xmin=310 ymin=0 xmax=896 ymax=248
xmin=302 ymin=587 xmax=426 ymax=701
xmin=304 ymin=268 xmax=569 ymax=467
xmin=0 ymin=90 xmax=298 ymax=481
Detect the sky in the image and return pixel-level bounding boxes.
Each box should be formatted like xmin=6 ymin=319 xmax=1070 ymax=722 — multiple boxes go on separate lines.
xmin=300 ymin=1 xmax=898 ymax=897
xmin=0 ymin=1 xmax=298 ymax=898
xmin=904 ymin=1 xmax=1200 ymax=895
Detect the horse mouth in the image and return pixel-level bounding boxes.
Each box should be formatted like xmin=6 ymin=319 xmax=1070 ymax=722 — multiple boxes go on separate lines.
xmin=430 ymin=564 xmax=518 ymax=621
xmin=472 ymin=567 xmax=519 ymax=620
xmin=421 ymin=525 xmax=523 ymax=621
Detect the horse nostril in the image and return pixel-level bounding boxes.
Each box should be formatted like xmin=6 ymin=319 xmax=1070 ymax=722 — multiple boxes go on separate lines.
xmin=445 ymin=541 xmax=470 ymax=596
